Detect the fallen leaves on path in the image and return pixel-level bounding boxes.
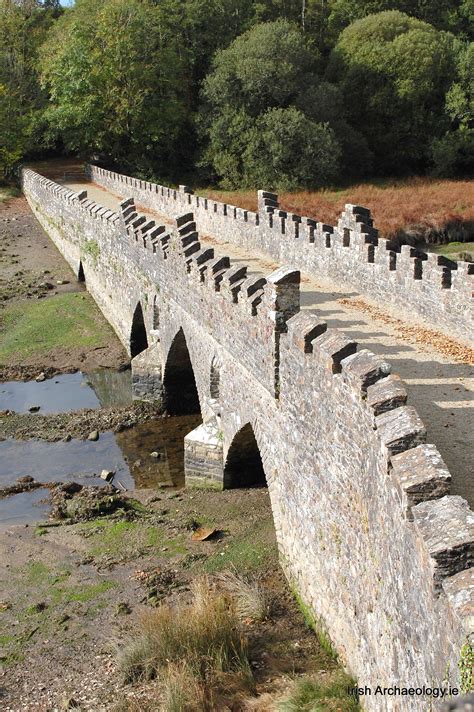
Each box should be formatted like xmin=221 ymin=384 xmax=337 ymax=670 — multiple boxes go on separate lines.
xmin=339 ymin=298 xmax=474 ymax=365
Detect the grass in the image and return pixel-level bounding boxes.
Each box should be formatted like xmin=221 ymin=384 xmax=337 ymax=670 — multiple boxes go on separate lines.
xmin=0 ymin=559 xmax=116 ymax=666
xmin=77 ymin=519 xmax=186 ymax=561
xmin=0 ymin=291 xmax=116 ymax=362
xmin=216 ymin=570 xmax=273 ymax=622
xmin=203 ymin=177 xmax=474 ymax=244
xmin=277 ymin=673 xmax=360 ymax=712
xmin=118 ymin=576 xmax=254 ymax=708
xmin=201 ymin=519 xmax=276 ymax=573
xmin=292 ymin=588 xmax=338 ymax=662
xmin=431 ymin=240 xmax=474 ymax=262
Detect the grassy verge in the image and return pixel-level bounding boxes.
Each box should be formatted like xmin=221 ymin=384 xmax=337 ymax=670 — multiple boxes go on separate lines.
xmin=0 ymin=291 xmax=116 ymax=363
xmin=430 ymin=241 xmax=474 ymax=262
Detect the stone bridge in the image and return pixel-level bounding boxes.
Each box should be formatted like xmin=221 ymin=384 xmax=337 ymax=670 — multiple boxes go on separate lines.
xmin=22 ymin=166 xmax=473 ymax=711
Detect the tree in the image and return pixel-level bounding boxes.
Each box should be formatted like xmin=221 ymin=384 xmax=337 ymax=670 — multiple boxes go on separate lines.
xmin=244 ymin=107 xmax=341 ymax=189
xmin=201 ymin=19 xmax=340 ymax=188
xmin=327 ymin=0 xmax=471 ymax=38
xmin=327 ymin=11 xmax=457 ymax=174
xmin=0 ymin=0 xmax=58 ymax=174
xmin=202 ymin=19 xmax=319 ymax=117
xmin=431 ymin=41 xmax=474 ymax=176
xmin=39 ymin=0 xmax=189 ymax=177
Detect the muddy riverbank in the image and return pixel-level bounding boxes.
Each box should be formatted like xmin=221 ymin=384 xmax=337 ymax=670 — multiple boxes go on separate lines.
xmin=0 ymin=194 xmax=127 ymax=378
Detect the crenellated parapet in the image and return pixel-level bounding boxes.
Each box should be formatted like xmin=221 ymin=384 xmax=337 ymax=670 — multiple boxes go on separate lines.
xmin=87 ymin=164 xmax=473 ymax=343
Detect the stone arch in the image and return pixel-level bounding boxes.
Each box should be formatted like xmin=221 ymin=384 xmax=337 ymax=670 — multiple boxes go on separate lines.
xmin=77 ymin=261 xmax=85 ymax=282
xmin=163 ymin=328 xmax=200 ymax=415
xmin=224 ymin=422 xmax=267 ymax=488
xmin=209 ymin=355 xmax=220 ymax=400
xmin=130 ymin=302 xmax=148 ymax=358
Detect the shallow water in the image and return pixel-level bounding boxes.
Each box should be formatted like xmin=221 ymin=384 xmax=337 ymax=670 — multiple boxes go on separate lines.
xmin=0 ymin=488 xmax=50 ymax=531
xmin=0 ymin=414 xmax=201 ymax=524
xmin=0 ymin=369 xmax=133 ymax=415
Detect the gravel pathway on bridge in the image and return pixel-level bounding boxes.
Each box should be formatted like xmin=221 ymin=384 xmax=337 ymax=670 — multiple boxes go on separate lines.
xmin=60 ymin=177 xmax=474 ymax=507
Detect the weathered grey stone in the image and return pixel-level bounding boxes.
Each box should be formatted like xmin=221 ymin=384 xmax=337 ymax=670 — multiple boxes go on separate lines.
xmin=443 ymin=567 xmax=474 ymax=635
xmin=376 ymin=405 xmax=426 ymax=456
xmin=390 ymin=443 xmax=451 ymax=517
xmin=367 ymin=374 xmax=407 ymax=415
xmin=413 ymin=496 xmax=474 ymax=591
xmin=23 ymin=165 xmax=474 ymax=712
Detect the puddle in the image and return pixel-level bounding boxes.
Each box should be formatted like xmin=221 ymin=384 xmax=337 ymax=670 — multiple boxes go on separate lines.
xmin=0 ymin=414 xmax=201 ymax=524
xmin=0 ymin=434 xmax=135 ymax=489
xmin=0 ymin=370 xmax=132 ymax=414
xmin=0 ymin=365 xmax=201 ymax=525
xmin=0 ymin=488 xmax=50 ymax=531
xmin=116 ymin=415 xmax=201 ymax=488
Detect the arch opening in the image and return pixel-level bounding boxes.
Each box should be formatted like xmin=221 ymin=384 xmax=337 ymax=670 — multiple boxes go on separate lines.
xmin=163 ymin=328 xmax=200 ymax=416
xmin=210 ymin=357 xmax=220 ymax=400
xmin=153 ymin=295 xmax=160 ymax=330
xmin=224 ymin=423 xmax=266 ymax=489
xmin=78 ymin=261 xmax=85 ymax=282
xmin=130 ymin=302 xmax=149 ymax=358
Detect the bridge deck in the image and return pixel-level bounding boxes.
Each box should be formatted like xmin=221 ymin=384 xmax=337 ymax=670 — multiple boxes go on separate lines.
xmin=60 ymin=175 xmax=473 ymax=507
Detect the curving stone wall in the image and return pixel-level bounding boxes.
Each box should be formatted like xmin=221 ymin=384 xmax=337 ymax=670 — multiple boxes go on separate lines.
xmin=86 ymin=164 xmax=473 ymax=345
xmin=22 ymin=168 xmax=473 ymax=712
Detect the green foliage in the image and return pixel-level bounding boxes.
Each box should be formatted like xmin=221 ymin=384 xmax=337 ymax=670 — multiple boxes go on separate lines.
xmin=0 ymin=0 xmax=58 ymax=174
xmin=203 ymin=19 xmax=319 ymax=117
xmin=432 ymin=42 xmax=474 ymax=176
xmin=201 ymin=20 xmax=340 ymax=188
xmin=328 ymin=10 xmax=457 ymax=174
xmin=0 ymin=0 xmax=471 ymax=186
xmin=244 ymin=107 xmax=341 ymax=190
xmin=39 ymin=0 xmax=189 ymax=176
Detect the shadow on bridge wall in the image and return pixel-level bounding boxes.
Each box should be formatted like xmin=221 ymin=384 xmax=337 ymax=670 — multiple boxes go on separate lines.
xmin=130 ymin=302 xmax=149 ymax=359
xmin=224 ymin=423 xmax=267 ymax=489
xmin=163 ymin=328 xmax=200 ymax=416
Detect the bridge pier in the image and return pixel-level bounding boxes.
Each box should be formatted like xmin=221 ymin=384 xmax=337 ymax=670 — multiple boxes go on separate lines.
xmin=184 ymin=420 xmax=224 ymax=489
xmin=131 ymin=343 xmax=164 ymax=405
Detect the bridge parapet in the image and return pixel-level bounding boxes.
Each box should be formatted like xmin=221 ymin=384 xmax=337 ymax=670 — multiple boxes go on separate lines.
xmin=87 ymin=163 xmax=473 ymax=343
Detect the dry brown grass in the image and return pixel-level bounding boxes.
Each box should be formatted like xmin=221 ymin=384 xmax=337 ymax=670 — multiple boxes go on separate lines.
xmin=216 ymin=570 xmax=274 ymax=622
xmin=203 ymin=178 xmax=474 ymax=243
xmin=117 ymin=576 xmax=254 ymax=710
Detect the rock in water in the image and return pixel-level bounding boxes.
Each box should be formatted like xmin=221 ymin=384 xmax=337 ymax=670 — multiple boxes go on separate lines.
xmin=88 ymin=430 xmax=99 ymax=441
xmin=35 ymin=372 xmax=46 ymax=382
xmin=100 ymin=470 xmax=115 ymax=482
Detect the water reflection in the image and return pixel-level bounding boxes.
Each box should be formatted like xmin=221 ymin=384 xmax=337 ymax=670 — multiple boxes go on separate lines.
xmin=0 ymin=434 xmax=135 ymax=489
xmin=0 ymin=372 xmax=101 ymax=414
xmin=0 ymin=415 xmax=201 ymax=492
xmin=116 ymin=415 xmax=201 ymax=488
xmin=0 ymin=369 xmax=133 ymax=415
xmin=85 ymin=369 xmax=132 ymax=407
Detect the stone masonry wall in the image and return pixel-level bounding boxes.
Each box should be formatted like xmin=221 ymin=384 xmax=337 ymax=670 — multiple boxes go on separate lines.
xmin=87 ymin=164 xmax=473 ymax=344
xmin=22 ymin=168 xmax=474 ymax=711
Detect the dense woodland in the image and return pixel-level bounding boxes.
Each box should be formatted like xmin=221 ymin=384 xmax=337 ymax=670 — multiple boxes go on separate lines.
xmin=0 ymin=0 xmax=473 ymax=189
